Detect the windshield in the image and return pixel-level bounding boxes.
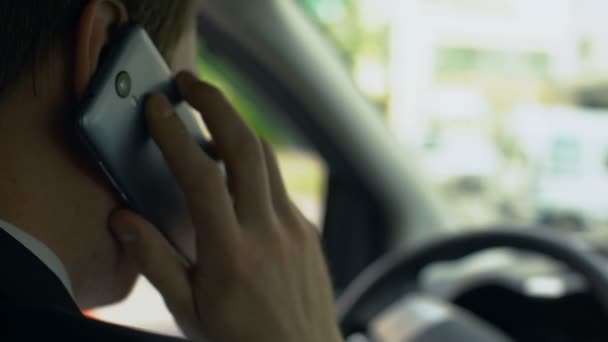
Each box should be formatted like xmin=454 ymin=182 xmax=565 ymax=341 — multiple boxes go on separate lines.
xmin=300 ymin=0 xmax=608 ymax=232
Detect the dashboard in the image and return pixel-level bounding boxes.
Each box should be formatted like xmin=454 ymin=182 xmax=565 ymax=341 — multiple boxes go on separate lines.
xmin=421 ymin=249 xmax=608 ymax=341
xmin=455 ymin=284 xmax=605 ymax=341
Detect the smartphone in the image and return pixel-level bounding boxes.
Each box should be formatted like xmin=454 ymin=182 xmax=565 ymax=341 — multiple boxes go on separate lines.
xmin=76 ymin=23 xmax=207 ymax=261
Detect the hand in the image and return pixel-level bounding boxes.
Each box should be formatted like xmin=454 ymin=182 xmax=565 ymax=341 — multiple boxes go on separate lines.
xmin=110 ymin=72 xmax=343 ymax=342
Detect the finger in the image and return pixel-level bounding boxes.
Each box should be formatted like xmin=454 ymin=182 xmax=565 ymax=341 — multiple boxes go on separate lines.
xmin=261 ymin=141 xmax=322 ymax=236
xmin=261 ymin=141 xmax=292 ymax=215
xmin=109 ymin=210 xmax=197 ymax=325
xmin=175 ymin=72 xmax=272 ymax=222
xmin=145 ymin=93 xmax=240 ymax=260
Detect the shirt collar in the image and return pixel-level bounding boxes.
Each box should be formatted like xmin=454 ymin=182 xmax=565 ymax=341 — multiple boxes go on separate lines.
xmin=0 ymin=219 xmax=74 ymax=298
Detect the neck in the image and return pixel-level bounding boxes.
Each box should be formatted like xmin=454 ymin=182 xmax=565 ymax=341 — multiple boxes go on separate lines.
xmin=0 ymin=86 xmax=76 ymax=276
xmin=0 ymin=81 xmax=122 ymax=306
xmin=0 ymin=63 xmax=137 ymax=309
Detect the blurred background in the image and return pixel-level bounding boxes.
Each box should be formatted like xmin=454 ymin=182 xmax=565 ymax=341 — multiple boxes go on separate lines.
xmin=294 ymin=0 xmax=608 ymax=232
xmin=195 ymin=0 xmax=608 ymax=233
xmin=92 ymin=0 xmax=608 ymax=335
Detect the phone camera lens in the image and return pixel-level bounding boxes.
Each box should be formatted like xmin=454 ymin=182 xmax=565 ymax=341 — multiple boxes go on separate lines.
xmin=115 ymin=71 xmax=131 ymax=98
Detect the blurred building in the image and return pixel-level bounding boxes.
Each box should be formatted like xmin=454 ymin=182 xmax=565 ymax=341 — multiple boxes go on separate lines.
xmin=388 ymin=0 xmax=608 ymax=142
xmin=302 ymin=0 xmax=608 ymax=126
xmin=381 ymin=0 xmax=608 ymax=227
xmin=302 ymin=0 xmax=608 ymax=227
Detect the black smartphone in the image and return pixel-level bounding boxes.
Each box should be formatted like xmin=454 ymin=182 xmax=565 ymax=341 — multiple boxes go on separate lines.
xmin=76 ymin=23 xmax=207 ymax=261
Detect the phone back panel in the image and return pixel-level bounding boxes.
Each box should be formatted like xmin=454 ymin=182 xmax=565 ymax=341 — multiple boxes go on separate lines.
xmin=77 ymin=25 xmax=204 ymax=261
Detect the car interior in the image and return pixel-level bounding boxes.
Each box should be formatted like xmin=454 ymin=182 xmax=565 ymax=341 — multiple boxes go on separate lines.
xmin=81 ymin=0 xmax=608 ymax=341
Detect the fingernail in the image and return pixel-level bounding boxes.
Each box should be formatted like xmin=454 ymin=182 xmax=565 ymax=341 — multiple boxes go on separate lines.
xmin=152 ymin=94 xmax=174 ymax=118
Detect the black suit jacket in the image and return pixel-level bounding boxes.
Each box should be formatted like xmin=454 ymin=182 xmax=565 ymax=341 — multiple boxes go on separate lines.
xmin=0 ymin=227 xmax=188 ymax=341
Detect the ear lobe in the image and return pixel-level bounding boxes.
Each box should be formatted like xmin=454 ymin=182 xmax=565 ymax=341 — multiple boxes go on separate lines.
xmin=74 ymin=0 xmax=128 ymax=98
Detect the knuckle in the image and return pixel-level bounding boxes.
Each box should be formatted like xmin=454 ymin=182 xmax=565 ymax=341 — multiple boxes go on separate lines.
xmin=233 ymin=131 xmax=262 ymax=158
xmin=276 ymin=205 xmax=306 ymax=232
xmin=276 ymin=203 xmax=299 ymax=224
xmin=291 ymin=218 xmax=320 ymax=245
xmin=265 ymin=221 xmax=289 ymax=253
xmin=274 ymin=211 xmax=320 ymax=254
xmin=257 ymin=205 xmax=280 ymax=226
xmin=186 ymin=164 xmax=223 ymax=197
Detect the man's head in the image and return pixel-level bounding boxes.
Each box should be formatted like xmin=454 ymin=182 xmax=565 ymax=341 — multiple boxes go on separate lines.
xmin=0 ymin=0 xmax=198 ymax=100
xmin=0 ymin=0 xmax=198 ymax=308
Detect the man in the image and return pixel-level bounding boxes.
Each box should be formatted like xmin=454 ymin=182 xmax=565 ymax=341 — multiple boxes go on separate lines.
xmin=0 ymin=0 xmax=343 ymax=341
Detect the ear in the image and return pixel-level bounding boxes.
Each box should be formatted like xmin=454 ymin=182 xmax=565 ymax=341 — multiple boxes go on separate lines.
xmin=74 ymin=0 xmax=128 ymax=98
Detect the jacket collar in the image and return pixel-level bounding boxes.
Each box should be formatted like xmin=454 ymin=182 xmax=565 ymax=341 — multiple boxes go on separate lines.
xmin=0 ymin=227 xmax=80 ymax=314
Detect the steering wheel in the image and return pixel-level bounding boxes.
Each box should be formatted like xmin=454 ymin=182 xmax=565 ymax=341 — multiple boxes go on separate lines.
xmin=337 ymin=228 xmax=608 ymax=342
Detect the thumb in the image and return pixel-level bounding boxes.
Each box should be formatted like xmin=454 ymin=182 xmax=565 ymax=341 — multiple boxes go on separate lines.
xmin=109 ymin=210 xmax=196 ymax=321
